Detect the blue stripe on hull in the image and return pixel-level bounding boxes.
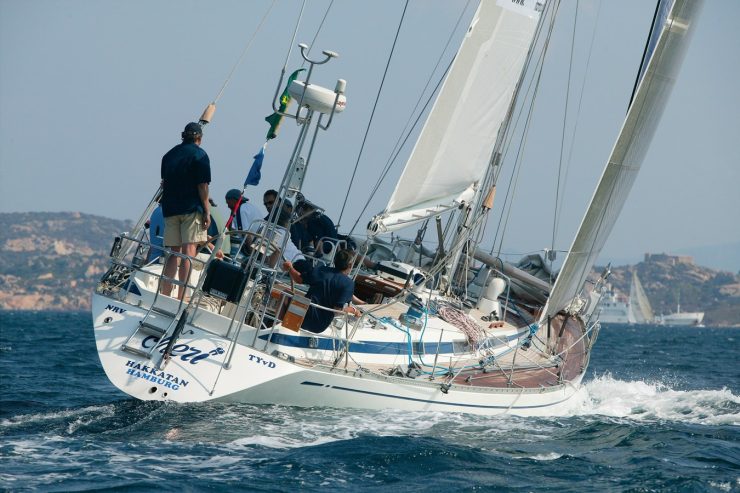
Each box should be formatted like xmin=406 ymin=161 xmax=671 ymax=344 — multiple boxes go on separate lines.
xmin=299 ymin=381 xmax=569 ymax=410
xmin=260 ymin=330 xmax=528 ymax=356
xmin=260 ymin=333 xmax=458 ymax=355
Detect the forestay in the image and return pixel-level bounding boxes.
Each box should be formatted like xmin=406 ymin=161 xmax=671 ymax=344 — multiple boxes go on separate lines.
xmin=540 ymin=0 xmax=703 ymax=324
xmin=368 ymin=0 xmax=542 ymax=235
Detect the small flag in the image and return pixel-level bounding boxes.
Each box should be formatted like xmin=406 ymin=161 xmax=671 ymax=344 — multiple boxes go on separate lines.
xmin=244 ymin=146 xmax=265 ymax=186
xmin=265 ymin=68 xmax=306 ymax=140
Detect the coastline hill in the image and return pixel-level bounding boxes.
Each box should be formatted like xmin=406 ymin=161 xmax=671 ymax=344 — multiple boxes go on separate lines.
xmin=597 ymin=253 xmax=740 ymax=326
xmin=1 ymin=213 xmax=737 ymax=325
xmin=0 ymin=212 xmax=132 ymax=310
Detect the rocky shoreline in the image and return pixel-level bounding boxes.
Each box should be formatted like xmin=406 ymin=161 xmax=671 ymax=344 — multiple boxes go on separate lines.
xmin=1 ymin=212 xmax=738 ymax=325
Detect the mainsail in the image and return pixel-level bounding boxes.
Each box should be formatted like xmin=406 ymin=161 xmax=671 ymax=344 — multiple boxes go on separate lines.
xmin=540 ymin=0 xmax=703 ymax=323
xmin=368 ymin=0 xmax=542 ymax=235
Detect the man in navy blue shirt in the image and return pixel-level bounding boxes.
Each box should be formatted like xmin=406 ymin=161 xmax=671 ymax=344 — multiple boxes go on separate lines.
xmin=284 ymin=249 xmax=359 ymax=333
xmin=160 ymin=122 xmax=211 ymax=298
xmin=296 ymin=198 xmax=337 ymax=255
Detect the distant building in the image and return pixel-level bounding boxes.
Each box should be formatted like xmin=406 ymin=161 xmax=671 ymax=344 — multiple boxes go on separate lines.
xmin=644 ymin=253 xmax=694 ymax=266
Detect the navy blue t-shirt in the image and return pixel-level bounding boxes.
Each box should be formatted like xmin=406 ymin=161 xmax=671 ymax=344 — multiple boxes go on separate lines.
xmin=290 ymin=222 xmax=312 ymax=252
xmin=161 ymin=142 xmax=211 ymax=217
xmin=306 ymin=213 xmax=337 ymax=245
xmin=301 ymin=265 xmax=354 ymax=333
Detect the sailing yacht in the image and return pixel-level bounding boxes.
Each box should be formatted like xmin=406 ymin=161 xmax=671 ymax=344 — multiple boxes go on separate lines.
xmin=91 ymin=0 xmax=703 ymax=415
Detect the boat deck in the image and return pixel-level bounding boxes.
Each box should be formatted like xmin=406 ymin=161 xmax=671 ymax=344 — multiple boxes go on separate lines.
xmin=294 ymin=313 xmax=587 ymax=390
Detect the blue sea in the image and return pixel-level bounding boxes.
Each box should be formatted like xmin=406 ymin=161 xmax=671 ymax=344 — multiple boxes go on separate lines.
xmin=0 ymin=311 xmax=738 ymax=492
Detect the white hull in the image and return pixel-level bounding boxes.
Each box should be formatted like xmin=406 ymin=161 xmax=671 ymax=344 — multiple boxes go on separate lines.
xmin=660 ymin=312 xmax=705 ymax=326
xmin=92 ymin=293 xmax=584 ymax=416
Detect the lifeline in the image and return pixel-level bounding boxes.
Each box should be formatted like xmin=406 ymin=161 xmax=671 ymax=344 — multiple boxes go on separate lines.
xmin=125 ymin=360 xmax=189 ymax=390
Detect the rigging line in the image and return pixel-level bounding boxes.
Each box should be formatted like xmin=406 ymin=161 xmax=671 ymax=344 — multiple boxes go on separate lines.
xmin=488 ymin=0 xmax=559 ymax=255
xmin=629 ymin=0 xmax=663 ymax=108
xmin=282 ymin=0 xmax=308 ymax=71
xmin=491 ymin=1 xmax=561 ymax=256
xmin=337 ymin=0 xmax=411 ymax=228
xmin=347 ymin=56 xmax=455 ymax=236
xmin=346 ymin=0 xmax=472 ymax=235
xmin=555 ymin=0 xmax=603 ymax=238
xmin=301 ymin=0 xmax=335 ymax=66
xmin=495 ymin=5 xmax=560 ymax=259
xmin=368 ymin=0 xmax=474 ymax=197
xmin=550 ymin=0 xmax=579 ymax=283
xmin=491 ymin=0 xmax=557 ymax=189
xmin=213 ymin=0 xmax=277 ymax=103
xmin=346 ymin=47 xmax=454 ymax=235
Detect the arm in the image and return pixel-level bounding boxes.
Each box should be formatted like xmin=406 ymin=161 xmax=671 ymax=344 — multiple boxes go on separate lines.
xmin=335 ymin=276 xmax=358 ymax=315
xmin=282 ymin=261 xmax=304 ymax=284
xmin=197 ymin=183 xmax=211 ymax=230
xmin=342 ymin=304 xmax=362 ymax=317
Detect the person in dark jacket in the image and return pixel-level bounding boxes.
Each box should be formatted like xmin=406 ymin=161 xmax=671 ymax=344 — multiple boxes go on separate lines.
xmin=295 ymin=197 xmax=338 ymax=255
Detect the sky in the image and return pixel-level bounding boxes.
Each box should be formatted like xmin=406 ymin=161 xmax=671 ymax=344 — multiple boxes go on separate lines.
xmin=1 ymin=0 xmax=738 ymax=271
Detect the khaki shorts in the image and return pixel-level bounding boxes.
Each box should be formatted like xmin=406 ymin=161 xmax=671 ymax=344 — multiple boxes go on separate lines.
xmin=164 ymin=211 xmax=207 ymax=247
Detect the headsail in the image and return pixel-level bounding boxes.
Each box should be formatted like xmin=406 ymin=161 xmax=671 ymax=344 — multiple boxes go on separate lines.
xmin=540 ymin=0 xmax=703 ymax=323
xmin=368 ymin=0 xmax=542 ymax=235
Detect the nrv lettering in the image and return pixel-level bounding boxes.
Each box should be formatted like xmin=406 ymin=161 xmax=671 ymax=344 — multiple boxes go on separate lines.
xmin=142 ymin=336 xmax=225 ymax=365
xmin=105 ymin=304 xmax=126 ymax=314
xmin=248 ymin=353 xmax=276 ymax=368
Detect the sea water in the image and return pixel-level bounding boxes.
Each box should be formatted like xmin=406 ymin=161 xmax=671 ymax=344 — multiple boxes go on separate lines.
xmin=0 ymin=311 xmax=737 ymax=492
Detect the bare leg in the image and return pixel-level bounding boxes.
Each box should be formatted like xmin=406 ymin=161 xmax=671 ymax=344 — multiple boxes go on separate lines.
xmin=161 ymin=246 xmax=182 ymax=296
xmin=177 ymin=242 xmax=198 ymax=300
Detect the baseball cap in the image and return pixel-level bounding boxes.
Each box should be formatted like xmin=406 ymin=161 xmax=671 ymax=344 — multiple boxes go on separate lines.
xmin=225 ymin=189 xmax=243 ymax=201
xmin=182 ymin=122 xmax=203 ymax=139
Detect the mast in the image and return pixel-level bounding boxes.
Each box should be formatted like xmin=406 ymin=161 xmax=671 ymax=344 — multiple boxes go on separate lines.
xmin=446 ymin=0 xmax=555 ymax=288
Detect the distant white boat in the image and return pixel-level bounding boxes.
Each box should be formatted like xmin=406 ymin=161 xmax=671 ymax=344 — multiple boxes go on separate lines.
xmin=659 ymin=303 xmax=704 ymax=326
xmin=598 ymin=286 xmax=635 ymax=324
xmin=599 ymin=272 xmax=654 ymax=325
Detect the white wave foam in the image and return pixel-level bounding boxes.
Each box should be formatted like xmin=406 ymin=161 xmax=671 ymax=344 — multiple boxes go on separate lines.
xmin=0 ymin=404 xmax=115 ymax=429
xmin=573 ymin=374 xmax=740 ymax=425
xmin=527 ymin=452 xmax=563 ymax=461
xmin=220 ymin=405 xmax=548 ymax=451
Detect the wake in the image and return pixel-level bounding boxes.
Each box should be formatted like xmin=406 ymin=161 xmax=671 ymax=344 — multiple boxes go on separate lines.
xmin=571 ymin=373 xmax=739 ymax=425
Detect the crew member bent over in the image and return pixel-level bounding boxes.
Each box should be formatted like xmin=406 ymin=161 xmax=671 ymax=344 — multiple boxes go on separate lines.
xmin=160 ymin=122 xmax=212 ymax=299
xmin=283 ymin=249 xmax=361 ymax=333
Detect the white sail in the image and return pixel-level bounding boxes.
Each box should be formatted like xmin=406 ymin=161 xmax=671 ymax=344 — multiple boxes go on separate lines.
xmin=630 ymin=271 xmax=654 ymax=323
xmin=368 ymin=0 xmax=542 ymax=235
xmin=540 ymin=0 xmax=703 ymax=323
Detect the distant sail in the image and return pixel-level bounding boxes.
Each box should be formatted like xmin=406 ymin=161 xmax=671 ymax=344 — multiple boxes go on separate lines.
xmin=540 ymin=0 xmax=703 ymax=323
xmin=630 ymin=271 xmax=654 ymax=323
xmin=368 ymin=0 xmax=542 ymax=235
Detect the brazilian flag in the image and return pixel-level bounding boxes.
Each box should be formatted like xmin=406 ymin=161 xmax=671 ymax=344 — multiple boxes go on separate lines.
xmin=265 ymin=68 xmax=305 ymax=140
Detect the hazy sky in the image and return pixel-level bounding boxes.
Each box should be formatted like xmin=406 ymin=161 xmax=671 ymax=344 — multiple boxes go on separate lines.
xmin=1 ymin=0 xmax=738 ymax=270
